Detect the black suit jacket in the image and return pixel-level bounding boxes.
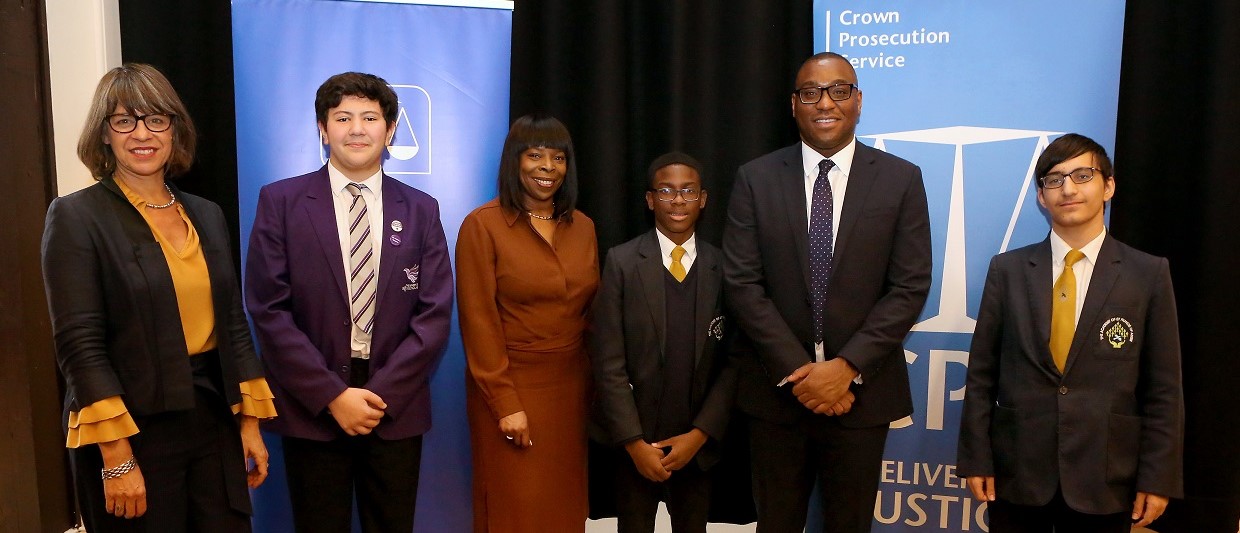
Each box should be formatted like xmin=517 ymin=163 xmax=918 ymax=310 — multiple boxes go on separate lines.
xmin=589 ymin=230 xmax=736 ymax=468
xmin=41 ymin=178 xmax=265 ymax=417
xmin=722 ymin=141 xmax=932 ymax=427
xmin=957 ymin=235 xmax=1184 ymax=514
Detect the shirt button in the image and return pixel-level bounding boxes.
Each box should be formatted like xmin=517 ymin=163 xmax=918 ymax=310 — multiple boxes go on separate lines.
xmin=1059 ymin=386 xmax=1069 ymax=395
xmin=341 ymin=365 xmax=350 ymax=373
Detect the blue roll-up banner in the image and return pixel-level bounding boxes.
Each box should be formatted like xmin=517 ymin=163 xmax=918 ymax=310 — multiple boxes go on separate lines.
xmin=812 ymin=1 xmax=1126 ymax=531
xmin=232 ymin=1 xmax=512 ymax=531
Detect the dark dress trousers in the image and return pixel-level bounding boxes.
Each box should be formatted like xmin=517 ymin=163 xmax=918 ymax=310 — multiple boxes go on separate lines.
xmin=722 ymin=142 xmax=932 ymax=532
xmin=245 ymin=166 xmax=453 ymax=532
xmin=42 ymin=177 xmax=266 ymax=531
xmin=957 ymin=235 xmax=1184 ymax=516
xmin=590 ymin=231 xmax=737 ymax=532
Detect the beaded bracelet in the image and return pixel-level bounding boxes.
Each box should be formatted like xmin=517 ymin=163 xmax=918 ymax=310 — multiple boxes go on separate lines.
xmin=101 ymin=456 xmax=137 ymax=480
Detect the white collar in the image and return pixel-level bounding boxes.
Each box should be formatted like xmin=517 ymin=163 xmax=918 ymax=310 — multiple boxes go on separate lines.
xmin=1049 ymin=227 xmax=1107 ymax=266
xmin=327 ymin=162 xmax=383 ymax=196
xmin=654 ymin=229 xmax=696 ymax=260
xmin=801 ymin=137 xmax=857 ymax=179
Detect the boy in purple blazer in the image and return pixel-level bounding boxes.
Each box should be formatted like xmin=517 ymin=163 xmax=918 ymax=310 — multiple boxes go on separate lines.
xmin=245 ymin=72 xmax=453 ymax=533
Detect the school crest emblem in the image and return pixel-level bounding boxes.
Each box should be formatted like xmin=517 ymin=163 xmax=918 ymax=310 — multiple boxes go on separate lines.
xmin=708 ymin=316 xmax=725 ymax=340
xmin=1099 ymin=317 xmax=1134 ymax=349
xmin=402 ymin=265 xmax=420 ymax=292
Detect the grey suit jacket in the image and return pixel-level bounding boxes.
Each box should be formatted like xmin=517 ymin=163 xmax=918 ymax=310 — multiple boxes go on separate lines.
xmin=957 ymin=235 xmax=1184 ymax=513
xmin=589 ymin=230 xmax=736 ymax=468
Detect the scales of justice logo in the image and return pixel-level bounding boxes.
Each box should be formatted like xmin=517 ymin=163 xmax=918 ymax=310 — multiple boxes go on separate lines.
xmin=863 ymin=126 xmax=1061 ymax=432
xmin=866 ymin=126 xmax=1062 ymax=334
xmin=320 ymin=84 xmax=432 ymax=176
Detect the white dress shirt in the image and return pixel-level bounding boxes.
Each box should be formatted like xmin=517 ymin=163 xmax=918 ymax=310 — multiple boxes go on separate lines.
xmin=654 ymin=229 xmax=697 ymax=274
xmin=328 ymin=162 xmax=384 ymax=358
xmin=801 ymin=138 xmax=856 ymax=249
xmin=800 ymin=138 xmax=857 ymax=364
xmin=1049 ymin=228 xmax=1107 ymax=326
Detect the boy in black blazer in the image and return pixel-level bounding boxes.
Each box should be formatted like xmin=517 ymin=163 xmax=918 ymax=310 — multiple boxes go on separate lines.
xmin=957 ymin=134 xmax=1183 ymax=532
xmin=589 ymin=152 xmax=735 ymax=533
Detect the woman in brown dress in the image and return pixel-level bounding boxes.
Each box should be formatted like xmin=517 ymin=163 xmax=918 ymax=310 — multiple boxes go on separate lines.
xmin=457 ymin=114 xmax=599 ymax=532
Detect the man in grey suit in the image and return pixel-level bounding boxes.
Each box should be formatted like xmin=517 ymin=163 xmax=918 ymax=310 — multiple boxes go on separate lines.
xmin=591 ymin=152 xmax=735 ymax=533
xmin=957 ymin=133 xmax=1183 ymax=532
xmin=722 ymin=52 xmax=932 ymax=532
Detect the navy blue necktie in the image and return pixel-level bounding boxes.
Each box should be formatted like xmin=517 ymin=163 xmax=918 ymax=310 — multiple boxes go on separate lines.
xmin=810 ymin=158 xmax=835 ymax=343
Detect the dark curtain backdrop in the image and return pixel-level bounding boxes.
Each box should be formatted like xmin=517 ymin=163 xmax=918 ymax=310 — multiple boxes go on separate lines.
xmin=1111 ymin=3 xmax=1240 ymax=532
xmin=511 ymin=1 xmax=813 ymax=250
xmin=113 ymin=1 xmax=1239 ymax=531
xmin=118 ymin=1 xmax=241 ymax=263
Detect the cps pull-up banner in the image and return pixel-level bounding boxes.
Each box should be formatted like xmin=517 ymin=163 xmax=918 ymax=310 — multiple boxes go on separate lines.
xmin=232 ymin=1 xmax=513 ymax=531
xmin=812 ymin=1 xmax=1126 ymax=531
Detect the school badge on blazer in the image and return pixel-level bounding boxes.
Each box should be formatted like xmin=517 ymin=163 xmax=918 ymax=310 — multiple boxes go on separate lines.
xmin=708 ymin=315 xmax=725 ymax=340
xmin=402 ymin=265 xmax=420 ymax=292
xmin=1100 ymin=317 xmax=1134 ymax=348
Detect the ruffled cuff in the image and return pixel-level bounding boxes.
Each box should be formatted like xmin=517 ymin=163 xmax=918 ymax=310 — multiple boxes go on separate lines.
xmin=231 ymin=377 xmax=277 ymax=419
xmin=66 ymin=396 xmax=139 ymax=449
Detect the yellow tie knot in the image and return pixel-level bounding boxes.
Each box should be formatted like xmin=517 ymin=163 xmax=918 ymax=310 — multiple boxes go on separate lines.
xmin=670 ymin=245 xmax=687 ymax=282
xmin=1065 ymin=249 xmax=1085 ymax=268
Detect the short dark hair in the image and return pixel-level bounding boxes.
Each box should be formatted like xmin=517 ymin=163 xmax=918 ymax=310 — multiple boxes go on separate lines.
xmin=1034 ymin=133 xmax=1114 ymax=188
xmin=647 ymin=151 xmax=704 ymax=189
xmin=497 ymin=114 xmax=578 ymax=221
xmin=77 ymin=63 xmax=197 ymax=180
xmin=314 ymin=72 xmax=399 ymax=126
xmin=793 ymin=52 xmax=854 ymax=89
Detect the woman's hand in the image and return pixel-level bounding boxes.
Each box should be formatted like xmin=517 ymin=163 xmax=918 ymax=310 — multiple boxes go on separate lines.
xmin=99 ymin=438 xmax=147 ymax=519
xmin=498 ymin=411 xmax=532 ymax=448
xmin=239 ymin=415 xmax=269 ymax=488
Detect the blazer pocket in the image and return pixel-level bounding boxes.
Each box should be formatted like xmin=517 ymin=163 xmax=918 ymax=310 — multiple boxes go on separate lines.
xmin=989 ymin=404 xmax=1019 ymax=477
xmin=1106 ymin=413 xmax=1141 ymax=484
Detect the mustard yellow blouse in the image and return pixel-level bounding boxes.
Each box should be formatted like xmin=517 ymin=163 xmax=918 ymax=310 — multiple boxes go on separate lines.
xmin=65 ymin=180 xmax=276 ymax=448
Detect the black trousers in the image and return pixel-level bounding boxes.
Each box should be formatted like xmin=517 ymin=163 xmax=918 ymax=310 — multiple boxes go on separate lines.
xmin=988 ymin=489 xmax=1131 ymax=533
xmin=282 ymin=358 xmax=423 ymax=533
xmin=282 ymin=434 xmax=423 ymax=533
xmin=73 ymin=385 xmax=252 ymax=533
xmin=614 ymin=449 xmax=712 ymax=533
xmin=748 ymin=414 xmax=889 ymax=533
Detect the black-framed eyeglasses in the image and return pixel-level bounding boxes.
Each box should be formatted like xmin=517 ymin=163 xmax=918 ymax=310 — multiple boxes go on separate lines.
xmin=651 ymin=187 xmax=701 ymax=202
xmin=793 ymin=83 xmax=859 ymax=104
xmin=1040 ymin=167 xmax=1098 ymax=189
xmin=105 ymin=113 xmax=175 ymax=133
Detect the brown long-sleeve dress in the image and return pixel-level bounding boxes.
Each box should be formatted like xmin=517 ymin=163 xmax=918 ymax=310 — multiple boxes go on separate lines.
xmin=456 ymin=199 xmax=599 ymax=533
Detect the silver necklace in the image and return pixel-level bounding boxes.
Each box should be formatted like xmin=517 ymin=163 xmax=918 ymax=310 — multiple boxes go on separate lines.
xmin=145 ymin=183 xmax=177 ymax=209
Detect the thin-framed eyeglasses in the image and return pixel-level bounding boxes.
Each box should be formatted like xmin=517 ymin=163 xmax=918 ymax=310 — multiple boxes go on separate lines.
xmin=1040 ymin=167 xmax=1099 ymax=189
xmin=651 ymin=187 xmax=701 ymax=202
xmin=106 ymin=113 xmax=175 ymax=134
xmin=793 ymin=83 xmax=859 ymax=104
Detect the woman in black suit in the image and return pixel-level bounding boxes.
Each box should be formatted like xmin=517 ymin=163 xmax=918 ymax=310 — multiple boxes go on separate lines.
xmin=41 ymin=63 xmax=276 ymax=532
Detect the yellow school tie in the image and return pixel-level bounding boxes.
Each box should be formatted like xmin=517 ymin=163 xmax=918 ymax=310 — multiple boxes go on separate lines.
xmin=1050 ymin=249 xmax=1086 ymax=372
xmin=670 ymin=245 xmax=687 ymax=282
